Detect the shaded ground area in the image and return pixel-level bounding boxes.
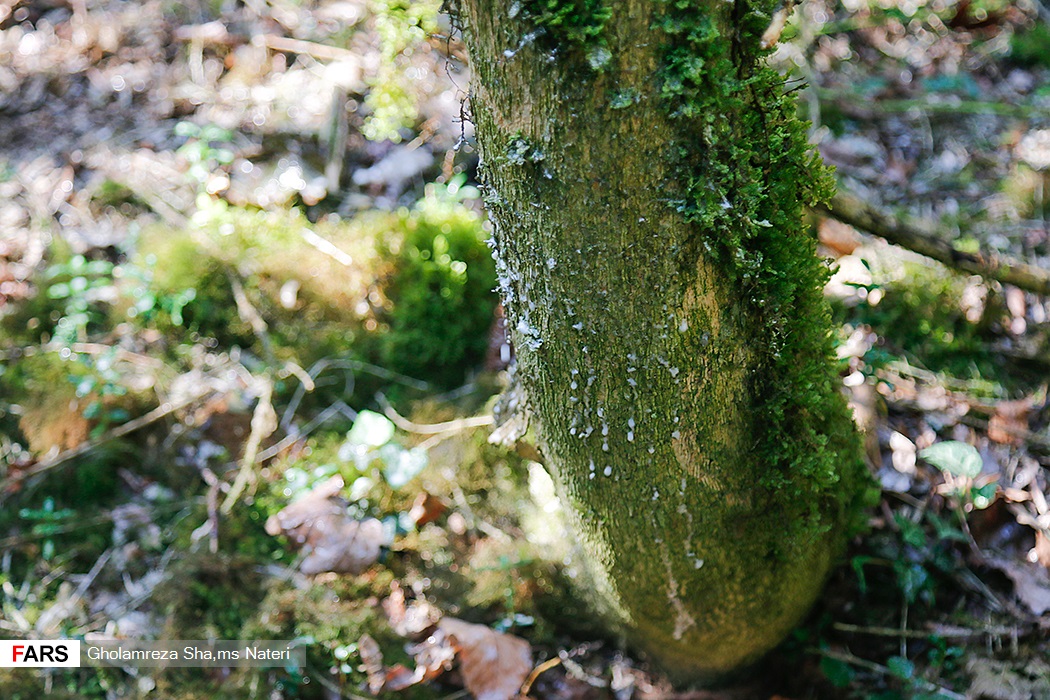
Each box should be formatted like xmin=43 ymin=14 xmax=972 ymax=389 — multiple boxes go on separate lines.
xmin=0 ymin=0 xmax=1049 ymax=698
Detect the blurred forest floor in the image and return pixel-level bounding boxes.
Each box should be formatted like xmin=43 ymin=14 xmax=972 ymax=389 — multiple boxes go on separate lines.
xmin=1 ymin=0 xmax=1050 ymax=698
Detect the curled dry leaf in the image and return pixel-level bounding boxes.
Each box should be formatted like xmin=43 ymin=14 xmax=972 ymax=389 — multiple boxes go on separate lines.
xmin=438 ymin=617 xmax=532 ymax=700
xmin=408 ymin=491 xmax=447 ymax=528
xmin=264 ymin=475 xmax=384 ymax=575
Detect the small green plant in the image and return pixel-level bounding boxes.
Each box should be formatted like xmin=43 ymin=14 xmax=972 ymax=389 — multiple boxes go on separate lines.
xmin=19 ymin=497 xmax=76 ymax=561
xmin=45 ymin=254 xmax=116 ymax=345
xmin=920 ymin=440 xmax=998 ymax=510
xmin=71 ymin=349 xmax=131 ymax=439
xmin=175 ymin=121 xmax=235 ymax=193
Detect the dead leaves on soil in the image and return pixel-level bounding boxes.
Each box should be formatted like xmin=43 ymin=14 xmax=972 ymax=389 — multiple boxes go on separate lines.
xmin=264 ymin=475 xmax=384 ymax=575
xmin=363 ymin=583 xmax=533 ymax=700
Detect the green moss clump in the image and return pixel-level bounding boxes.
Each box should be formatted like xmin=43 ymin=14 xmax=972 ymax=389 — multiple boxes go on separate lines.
xmin=135 ymin=193 xmax=496 ymax=388
xmin=653 ymin=0 xmax=871 ymax=542
xmin=377 ymin=185 xmax=498 ymax=388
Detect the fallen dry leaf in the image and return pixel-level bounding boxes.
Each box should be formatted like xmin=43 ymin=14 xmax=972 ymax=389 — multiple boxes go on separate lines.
xmin=408 ymin=491 xmax=447 ymax=527
xmin=265 ymin=476 xmax=384 ymax=575
xmin=988 ymin=397 xmax=1033 ymax=446
xmin=967 ymin=657 xmax=1050 ymax=700
xmin=984 ymin=556 xmax=1050 ymax=615
xmin=383 ymin=581 xmax=441 ymax=638
xmin=438 ymin=617 xmax=532 ymax=700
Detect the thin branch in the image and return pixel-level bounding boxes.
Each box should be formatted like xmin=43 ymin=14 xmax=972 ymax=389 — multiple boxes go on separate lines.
xmin=812 ymin=648 xmax=966 ymax=699
xmin=376 ymin=393 xmax=494 ymax=435
xmin=832 ymin=622 xmax=1029 ymax=639
xmin=221 ymin=376 xmax=277 ymax=514
xmin=0 ymin=388 xmax=214 ymax=500
xmin=818 ymin=190 xmax=1050 ymax=296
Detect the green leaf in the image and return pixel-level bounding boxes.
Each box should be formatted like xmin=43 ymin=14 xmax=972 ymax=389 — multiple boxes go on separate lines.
xmin=851 ymin=555 xmax=872 ymax=595
xmin=886 ymin=655 xmax=914 ymax=680
xmin=970 ymin=482 xmax=998 ymax=509
xmin=379 ymin=444 xmax=428 ymax=488
xmin=919 ymin=441 xmax=982 ymax=478
xmin=346 ymin=410 xmax=395 ymax=448
xmin=820 ymin=656 xmax=855 ymax=688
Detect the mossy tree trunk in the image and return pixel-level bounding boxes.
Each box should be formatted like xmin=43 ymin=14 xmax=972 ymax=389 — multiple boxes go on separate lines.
xmin=458 ymin=0 xmax=872 ymax=682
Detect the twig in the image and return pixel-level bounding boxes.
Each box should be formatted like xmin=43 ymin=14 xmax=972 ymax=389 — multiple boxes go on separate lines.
xmin=816 ymin=89 xmax=1047 ymax=118
xmin=818 ymin=190 xmax=1050 ymax=296
xmin=0 ymin=388 xmax=214 ymax=500
xmin=833 ymin=622 xmax=957 ymax=639
xmin=261 ymin=35 xmax=360 ymax=63
xmin=376 ymin=393 xmax=494 ymax=435
xmin=521 ymin=656 xmax=563 ymax=696
xmin=298 ymin=227 xmax=354 ymax=267
xmin=228 ymin=272 xmax=275 ymax=362
xmin=305 ymin=663 xmax=373 ymax=700
xmin=834 ymin=622 xmax=1033 ymax=639
xmin=812 ymin=648 xmax=965 ymax=699
xmin=221 ymin=376 xmax=277 ymax=514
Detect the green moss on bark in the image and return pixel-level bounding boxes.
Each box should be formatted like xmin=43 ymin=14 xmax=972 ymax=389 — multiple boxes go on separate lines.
xmin=459 ymin=0 xmax=874 ymax=682
xmin=653 ymin=0 xmax=871 ymax=542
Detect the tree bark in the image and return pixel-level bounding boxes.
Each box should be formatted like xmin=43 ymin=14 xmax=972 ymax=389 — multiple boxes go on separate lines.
xmin=458 ymin=0 xmax=872 ymax=681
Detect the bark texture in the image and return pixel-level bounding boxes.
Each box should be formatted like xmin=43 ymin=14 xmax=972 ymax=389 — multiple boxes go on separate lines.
xmin=458 ymin=0 xmax=872 ymax=681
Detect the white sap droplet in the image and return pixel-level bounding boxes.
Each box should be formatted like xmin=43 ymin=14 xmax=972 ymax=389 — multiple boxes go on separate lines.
xmin=602 ymin=440 xmax=609 ymax=452
xmin=628 ymin=378 xmax=637 ymax=387
xmin=679 ymin=319 xmax=689 ymax=332
xmin=652 ymin=489 xmax=659 ymax=501
xmin=601 ymin=423 xmax=609 ymax=436
xmin=572 ymin=322 xmax=584 ymax=331
xmin=547 ymin=257 xmax=556 ymax=269
xmin=672 ymin=430 xmax=681 ymax=439
xmin=628 ymin=417 xmax=636 ymax=429
xmin=603 ymin=465 xmax=612 ymax=477
xmin=694 ymin=559 xmax=705 ymax=569
xmin=648 ymin=446 xmax=655 ymax=454
xmin=627 ymin=431 xmax=634 ymax=442
xmin=570 ymin=380 xmax=578 ymax=390
xmin=669 ymin=367 xmax=680 ymax=377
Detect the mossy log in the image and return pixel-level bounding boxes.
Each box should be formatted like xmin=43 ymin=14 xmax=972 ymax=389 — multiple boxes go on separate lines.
xmin=458 ymin=0 xmax=873 ymax=682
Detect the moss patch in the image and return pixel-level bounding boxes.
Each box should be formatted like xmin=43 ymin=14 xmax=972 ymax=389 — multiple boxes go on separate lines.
xmin=652 ymin=0 xmax=871 ymax=540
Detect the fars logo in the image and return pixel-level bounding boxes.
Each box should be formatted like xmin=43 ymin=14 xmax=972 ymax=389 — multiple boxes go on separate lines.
xmin=0 ymin=640 xmax=81 ymax=667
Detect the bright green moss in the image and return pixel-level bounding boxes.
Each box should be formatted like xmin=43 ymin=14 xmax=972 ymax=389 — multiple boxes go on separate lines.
xmin=523 ymin=0 xmax=612 ymax=45
xmin=377 ymin=185 xmax=498 ymax=387
xmin=651 ymin=0 xmax=871 ymax=539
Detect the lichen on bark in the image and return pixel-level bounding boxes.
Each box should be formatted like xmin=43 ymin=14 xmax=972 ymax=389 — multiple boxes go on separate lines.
xmin=458 ymin=0 xmax=874 ymax=682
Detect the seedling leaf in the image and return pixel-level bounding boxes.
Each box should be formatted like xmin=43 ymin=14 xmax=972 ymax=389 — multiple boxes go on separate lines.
xmin=918 ymin=441 xmax=982 ymax=478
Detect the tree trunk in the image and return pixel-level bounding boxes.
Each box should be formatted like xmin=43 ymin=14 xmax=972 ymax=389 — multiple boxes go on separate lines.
xmin=457 ymin=0 xmax=873 ymax=682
